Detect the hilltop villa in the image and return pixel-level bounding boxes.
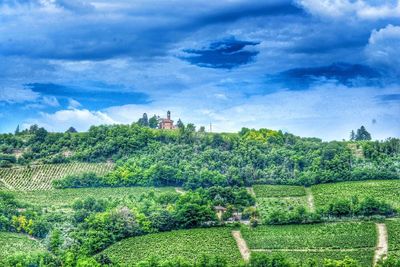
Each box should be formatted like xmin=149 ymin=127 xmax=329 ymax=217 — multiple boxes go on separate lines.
xmin=159 ymin=111 xmax=175 ymax=129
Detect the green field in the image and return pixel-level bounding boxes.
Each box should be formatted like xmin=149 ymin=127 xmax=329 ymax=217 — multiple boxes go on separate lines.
xmin=102 ymin=227 xmax=243 ymax=265
xmin=387 ymin=219 xmax=400 ymax=256
xmin=0 ymin=163 xmax=114 ymax=191
xmin=241 ymin=222 xmax=376 ymax=266
xmin=312 ymin=180 xmax=400 ymax=210
xmin=13 ymin=187 xmax=176 ymax=209
xmin=253 ymin=185 xmax=306 ymax=198
xmin=0 ymin=232 xmax=45 ymax=258
xmin=241 ymin=222 xmax=376 ymax=249
xmin=251 ymin=249 xmax=374 ymax=266
xmin=253 ymin=185 xmax=309 ymax=222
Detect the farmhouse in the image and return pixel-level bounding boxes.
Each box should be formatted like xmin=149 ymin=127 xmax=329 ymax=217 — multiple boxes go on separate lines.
xmin=159 ymin=111 xmax=175 ymax=129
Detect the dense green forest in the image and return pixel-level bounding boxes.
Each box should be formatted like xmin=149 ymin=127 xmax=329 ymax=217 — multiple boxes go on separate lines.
xmin=1 ymin=122 xmax=399 ymax=188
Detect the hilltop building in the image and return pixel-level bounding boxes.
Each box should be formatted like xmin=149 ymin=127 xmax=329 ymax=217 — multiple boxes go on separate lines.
xmin=159 ymin=111 xmax=175 ymax=129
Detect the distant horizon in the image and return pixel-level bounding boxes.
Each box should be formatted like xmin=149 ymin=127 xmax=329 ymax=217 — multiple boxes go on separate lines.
xmin=1 ymin=0 xmax=399 ymax=140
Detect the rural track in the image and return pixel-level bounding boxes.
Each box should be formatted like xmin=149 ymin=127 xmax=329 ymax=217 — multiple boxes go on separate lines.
xmin=232 ymin=230 xmax=250 ymax=262
xmin=373 ymin=223 xmax=388 ymax=266
xmin=305 ymin=187 xmax=315 ymax=212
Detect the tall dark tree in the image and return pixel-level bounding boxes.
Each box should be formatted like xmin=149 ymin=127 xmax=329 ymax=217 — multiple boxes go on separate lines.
xmin=355 ymin=126 xmax=371 ymax=141
xmin=138 ymin=113 xmax=149 ymax=127
xmin=66 ymin=127 xmax=78 ymax=133
xmin=177 ymin=119 xmax=184 ymax=129
xmin=15 ymin=125 xmax=20 ymax=135
xmin=149 ymin=115 xmax=159 ymax=129
xmin=350 ymin=130 xmax=355 ymax=141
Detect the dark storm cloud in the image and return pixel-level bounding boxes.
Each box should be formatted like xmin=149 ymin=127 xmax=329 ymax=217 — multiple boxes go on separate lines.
xmin=0 ymin=0 xmax=304 ymax=61
xmin=267 ymin=63 xmax=383 ymax=90
xmin=26 ymin=82 xmax=150 ymax=109
xmin=182 ymin=38 xmax=260 ymax=69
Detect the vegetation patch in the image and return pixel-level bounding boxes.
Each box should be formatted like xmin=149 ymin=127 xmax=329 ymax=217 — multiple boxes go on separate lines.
xmin=101 ymin=228 xmax=243 ymax=265
xmin=253 ymin=185 xmax=306 ymax=198
xmin=312 ymin=180 xmax=400 ymax=210
xmin=0 ymin=232 xmax=44 ymax=258
xmin=241 ymin=222 xmax=376 ymax=249
xmin=0 ymin=163 xmax=114 ymax=191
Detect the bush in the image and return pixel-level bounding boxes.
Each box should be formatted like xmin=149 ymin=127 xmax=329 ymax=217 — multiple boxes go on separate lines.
xmin=53 ymin=172 xmax=105 ymax=189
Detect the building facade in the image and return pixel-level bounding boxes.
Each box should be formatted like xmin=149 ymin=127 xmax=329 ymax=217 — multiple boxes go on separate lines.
xmin=159 ymin=111 xmax=175 ymax=129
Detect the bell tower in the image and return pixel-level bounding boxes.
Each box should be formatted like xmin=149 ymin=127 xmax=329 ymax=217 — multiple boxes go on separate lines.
xmin=167 ymin=110 xmax=171 ymax=120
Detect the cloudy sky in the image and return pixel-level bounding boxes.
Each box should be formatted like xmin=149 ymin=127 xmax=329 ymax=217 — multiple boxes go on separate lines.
xmin=0 ymin=0 xmax=399 ymax=140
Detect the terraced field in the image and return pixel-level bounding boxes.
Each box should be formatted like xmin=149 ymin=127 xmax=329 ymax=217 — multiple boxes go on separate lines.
xmin=101 ymin=228 xmax=243 ymax=265
xmin=0 ymin=163 xmax=114 ymax=191
xmin=0 ymin=232 xmax=45 ymax=259
xmin=13 ymin=186 xmax=176 ymax=209
xmin=241 ymin=222 xmax=376 ymax=266
xmin=312 ymin=180 xmax=400 ymax=210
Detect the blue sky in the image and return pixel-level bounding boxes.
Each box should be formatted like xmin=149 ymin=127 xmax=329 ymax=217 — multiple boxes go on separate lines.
xmin=0 ymin=0 xmax=399 ymax=140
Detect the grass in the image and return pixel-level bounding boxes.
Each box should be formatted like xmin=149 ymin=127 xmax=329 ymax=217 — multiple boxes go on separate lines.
xmin=101 ymin=227 xmax=242 ymax=265
xmin=0 ymin=232 xmax=44 ymax=258
xmin=241 ymin=222 xmax=376 ymax=250
xmin=311 ymin=180 xmax=400 ymax=210
xmin=13 ymin=187 xmax=176 ymax=209
xmin=253 ymin=185 xmax=306 ymax=198
xmin=252 ymin=249 xmax=374 ymax=266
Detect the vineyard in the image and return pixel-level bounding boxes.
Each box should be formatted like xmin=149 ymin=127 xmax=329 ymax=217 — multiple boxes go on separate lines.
xmin=241 ymin=222 xmax=376 ymax=266
xmin=311 ymin=180 xmax=400 ymax=210
xmin=253 ymin=185 xmax=310 ymax=222
xmin=14 ymin=186 xmax=175 ymax=209
xmin=0 ymin=232 xmax=45 ymax=259
xmin=101 ymin=228 xmax=243 ymax=265
xmin=0 ymin=163 xmax=114 ymax=191
xmin=387 ymin=219 xmax=400 ymax=257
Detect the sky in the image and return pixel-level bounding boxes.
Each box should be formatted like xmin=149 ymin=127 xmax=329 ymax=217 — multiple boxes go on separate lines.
xmin=0 ymin=0 xmax=399 ymax=140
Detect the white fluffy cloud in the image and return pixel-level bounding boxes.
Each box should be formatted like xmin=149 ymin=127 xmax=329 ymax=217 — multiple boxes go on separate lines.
xmin=25 ymin=109 xmax=118 ymax=132
xmin=0 ymin=87 xmax=39 ymax=103
xmin=366 ymin=24 xmax=400 ymax=73
xmin=297 ymin=0 xmax=400 ymax=20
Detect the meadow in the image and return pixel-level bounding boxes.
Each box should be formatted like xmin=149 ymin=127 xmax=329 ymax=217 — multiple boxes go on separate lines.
xmin=0 ymin=163 xmax=114 ymax=191
xmin=0 ymin=232 xmax=45 ymax=259
xmin=101 ymin=227 xmax=243 ymax=265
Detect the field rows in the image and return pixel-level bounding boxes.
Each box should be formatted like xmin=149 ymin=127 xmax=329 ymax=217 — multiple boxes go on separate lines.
xmin=241 ymin=222 xmax=377 ymax=266
xmin=0 ymin=162 xmax=114 ymax=191
xmin=102 ymin=228 xmax=243 ymax=265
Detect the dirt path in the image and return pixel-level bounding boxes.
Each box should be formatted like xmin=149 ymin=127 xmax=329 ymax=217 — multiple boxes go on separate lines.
xmin=232 ymin=230 xmax=250 ymax=262
xmin=175 ymin=187 xmax=185 ymax=194
xmin=373 ymin=223 xmax=388 ymax=266
xmin=305 ymin=187 xmax=315 ymax=212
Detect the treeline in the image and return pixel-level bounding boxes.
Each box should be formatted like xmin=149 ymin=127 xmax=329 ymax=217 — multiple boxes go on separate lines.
xmin=1 ymin=123 xmax=400 ymax=186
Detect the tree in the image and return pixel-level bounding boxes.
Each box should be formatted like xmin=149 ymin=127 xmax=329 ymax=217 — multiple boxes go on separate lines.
xmin=149 ymin=115 xmax=158 ymax=129
xmin=66 ymin=127 xmax=78 ymax=133
xmin=355 ymin=126 xmax=371 ymax=141
xmin=350 ymin=130 xmax=355 ymax=141
xmin=176 ymin=119 xmax=184 ymax=129
xmin=15 ymin=125 xmax=20 ymax=135
xmin=198 ymin=126 xmax=205 ymax=133
xmin=138 ymin=113 xmax=149 ymax=127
